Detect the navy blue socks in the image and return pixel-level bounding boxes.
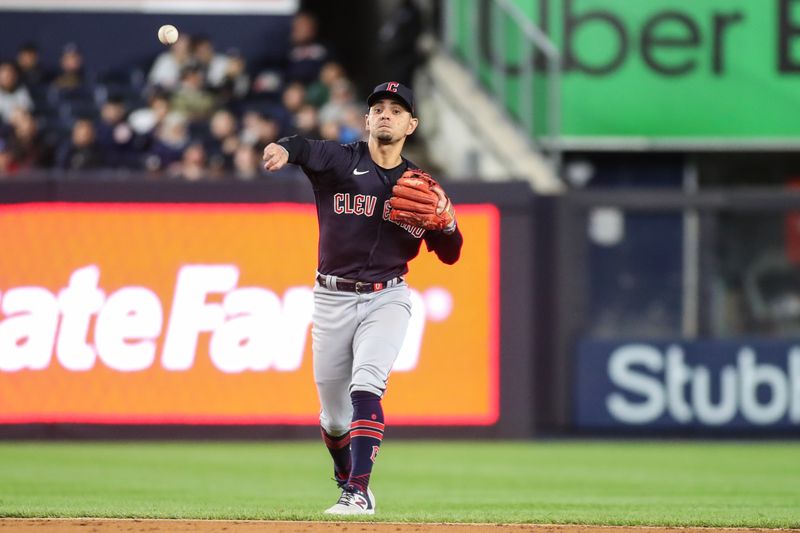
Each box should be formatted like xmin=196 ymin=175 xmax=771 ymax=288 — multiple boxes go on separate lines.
xmin=347 ymin=391 xmax=384 ymax=492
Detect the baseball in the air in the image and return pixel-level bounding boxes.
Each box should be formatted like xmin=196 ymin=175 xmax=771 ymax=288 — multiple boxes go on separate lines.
xmin=157 ymin=24 xmax=179 ymax=45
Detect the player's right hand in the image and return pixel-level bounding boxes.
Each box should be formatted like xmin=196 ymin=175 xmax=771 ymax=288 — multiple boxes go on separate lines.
xmin=262 ymin=143 xmax=289 ymax=171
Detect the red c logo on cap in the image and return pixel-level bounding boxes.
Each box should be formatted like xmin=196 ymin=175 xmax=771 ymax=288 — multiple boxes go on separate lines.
xmin=387 ymin=82 xmax=399 ymax=92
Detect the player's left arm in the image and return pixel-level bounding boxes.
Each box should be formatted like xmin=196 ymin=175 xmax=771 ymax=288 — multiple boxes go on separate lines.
xmin=425 ymin=224 xmax=463 ymax=265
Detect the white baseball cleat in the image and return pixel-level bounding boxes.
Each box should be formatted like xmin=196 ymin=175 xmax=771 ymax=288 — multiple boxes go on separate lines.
xmin=324 ymin=486 xmax=376 ymax=515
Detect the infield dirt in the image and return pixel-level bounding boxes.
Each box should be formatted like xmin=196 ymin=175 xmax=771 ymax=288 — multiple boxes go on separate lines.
xmin=2 ymin=520 xmax=799 ymax=533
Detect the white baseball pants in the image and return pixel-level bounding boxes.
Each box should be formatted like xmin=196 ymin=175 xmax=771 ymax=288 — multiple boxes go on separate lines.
xmin=311 ymin=279 xmax=411 ymax=436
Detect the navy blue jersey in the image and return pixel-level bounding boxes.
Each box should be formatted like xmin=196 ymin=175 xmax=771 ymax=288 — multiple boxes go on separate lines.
xmin=277 ymin=136 xmax=463 ymax=281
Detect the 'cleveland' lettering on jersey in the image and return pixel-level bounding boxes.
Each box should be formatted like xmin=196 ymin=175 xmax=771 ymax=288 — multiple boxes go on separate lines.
xmin=334 ymin=193 xmax=378 ymax=217
xmin=382 ymin=199 xmax=425 ymax=238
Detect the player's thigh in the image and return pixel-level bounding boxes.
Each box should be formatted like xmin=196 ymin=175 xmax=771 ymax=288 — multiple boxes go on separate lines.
xmin=312 ymin=287 xmax=358 ymax=383
xmin=351 ymin=287 xmax=412 ymax=395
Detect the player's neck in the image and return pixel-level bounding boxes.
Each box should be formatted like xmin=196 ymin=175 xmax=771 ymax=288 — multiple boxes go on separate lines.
xmin=368 ymin=137 xmax=404 ymax=169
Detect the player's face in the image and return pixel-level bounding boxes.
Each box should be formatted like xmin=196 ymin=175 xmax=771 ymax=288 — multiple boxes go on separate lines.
xmin=366 ymin=99 xmax=418 ymax=144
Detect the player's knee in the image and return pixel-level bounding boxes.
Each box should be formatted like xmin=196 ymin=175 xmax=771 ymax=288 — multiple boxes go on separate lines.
xmin=316 ymin=379 xmax=353 ymax=434
xmin=350 ymin=367 xmax=387 ymax=398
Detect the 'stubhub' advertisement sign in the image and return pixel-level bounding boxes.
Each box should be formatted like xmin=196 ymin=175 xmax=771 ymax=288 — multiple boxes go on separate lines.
xmin=575 ymin=341 xmax=800 ymax=430
xmin=0 ymin=203 xmax=499 ymax=425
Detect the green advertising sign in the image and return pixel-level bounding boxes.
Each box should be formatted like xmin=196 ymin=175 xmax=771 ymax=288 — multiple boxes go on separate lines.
xmin=451 ymin=0 xmax=800 ymax=146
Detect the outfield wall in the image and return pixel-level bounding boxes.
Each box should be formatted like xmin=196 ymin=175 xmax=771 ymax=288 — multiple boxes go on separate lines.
xmin=2 ymin=180 xmax=799 ymax=438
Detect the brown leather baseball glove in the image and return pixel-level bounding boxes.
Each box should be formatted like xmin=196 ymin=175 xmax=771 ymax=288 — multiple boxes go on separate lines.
xmin=388 ymin=169 xmax=456 ymax=232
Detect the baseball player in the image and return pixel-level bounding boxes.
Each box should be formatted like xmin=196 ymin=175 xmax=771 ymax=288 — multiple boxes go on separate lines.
xmin=262 ymin=81 xmax=463 ymax=515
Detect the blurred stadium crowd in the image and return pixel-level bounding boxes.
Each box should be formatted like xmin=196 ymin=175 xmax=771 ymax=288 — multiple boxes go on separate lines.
xmin=0 ymin=12 xmax=365 ymax=181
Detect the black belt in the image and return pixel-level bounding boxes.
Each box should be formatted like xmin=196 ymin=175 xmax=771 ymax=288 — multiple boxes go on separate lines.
xmin=316 ymin=274 xmax=402 ymax=294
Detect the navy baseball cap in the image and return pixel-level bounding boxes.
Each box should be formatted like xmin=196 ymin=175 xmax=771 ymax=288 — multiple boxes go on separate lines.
xmin=367 ymin=81 xmax=415 ymax=115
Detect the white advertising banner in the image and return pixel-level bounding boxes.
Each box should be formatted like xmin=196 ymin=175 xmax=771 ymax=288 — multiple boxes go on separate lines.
xmin=0 ymin=0 xmax=297 ymax=14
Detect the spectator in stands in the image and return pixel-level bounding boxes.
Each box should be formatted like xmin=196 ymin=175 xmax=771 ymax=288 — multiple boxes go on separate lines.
xmin=95 ymin=96 xmax=135 ymax=168
xmin=319 ymin=120 xmax=339 ymax=142
xmin=276 ymin=81 xmax=306 ymax=134
xmin=170 ymin=64 xmax=216 ymax=122
xmin=215 ymin=49 xmax=250 ymax=103
xmin=251 ymin=68 xmax=283 ymax=101
xmin=56 ymin=118 xmax=104 ymax=171
xmin=282 ymin=81 xmax=306 ymax=115
xmin=148 ymin=33 xmax=193 ymax=90
xmin=145 ymin=111 xmax=189 ymax=173
xmin=338 ymin=105 xmax=365 ymax=143
xmin=193 ymin=35 xmax=229 ymax=89
xmin=232 ymin=144 xmax=262 ymax=181
xmin=306 ymin=61 xmax=345 ymax=108
xmin=170 ymin=141 xmax=209 ymax=181
xmin=240 ymin=109 xmax=280 ymax=148
xmin=258 ymin=116 xmax=281 ymax=146
xmin=128 ymin=89 xmax=170 ymax=137
xmin=7 ymin=109 xmax=51 ymax=170
xmin=288 ymin=12 xmax=330 ymax=85
xmin=206 ymin=109 xmax=239 ymax=173
xmin=294 ymin=103 xmax=321 ymax=139
xmin=0 ymin=61 xmax=33 ymax=124
xmin=318 ymin=78 xmax=357 ymax=125
xmin=51 ymin=43 xmax=86 ymax=92
xmin=16 ymin=43 xmax=47 ymax=91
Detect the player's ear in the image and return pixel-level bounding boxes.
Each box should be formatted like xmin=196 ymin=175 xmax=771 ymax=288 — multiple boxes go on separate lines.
xmin=364 ymin=113 xmax=370 ymax=132
xmin=406 ymin=117 xmax=419 ymax=135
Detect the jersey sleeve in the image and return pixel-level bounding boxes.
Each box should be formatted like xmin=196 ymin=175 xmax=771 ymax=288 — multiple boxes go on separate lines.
xmin=423 ymin=225 xmax=463 ymax=265
xmin=277 ymin=135 xmax=354 ymax=179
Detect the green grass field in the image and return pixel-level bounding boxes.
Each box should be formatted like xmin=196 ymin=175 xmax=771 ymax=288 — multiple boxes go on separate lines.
xmin=0 ymin=441 xmax=798 ymax=527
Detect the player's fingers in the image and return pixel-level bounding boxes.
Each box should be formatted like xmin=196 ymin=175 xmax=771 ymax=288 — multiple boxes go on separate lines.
xmin=262 ymin=145 xmax=275 ymax=162
xmin=275 ymin=151 xmax=288 ymax=169
xmin=262 ymin=150 xmax=278 ymax=171
xmin=431 ymin=186 xmax=448 ymax=214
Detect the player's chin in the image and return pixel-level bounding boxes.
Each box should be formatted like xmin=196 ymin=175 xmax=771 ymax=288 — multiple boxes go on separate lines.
xmin=375 ymin=131 xmax=394 ymax=143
